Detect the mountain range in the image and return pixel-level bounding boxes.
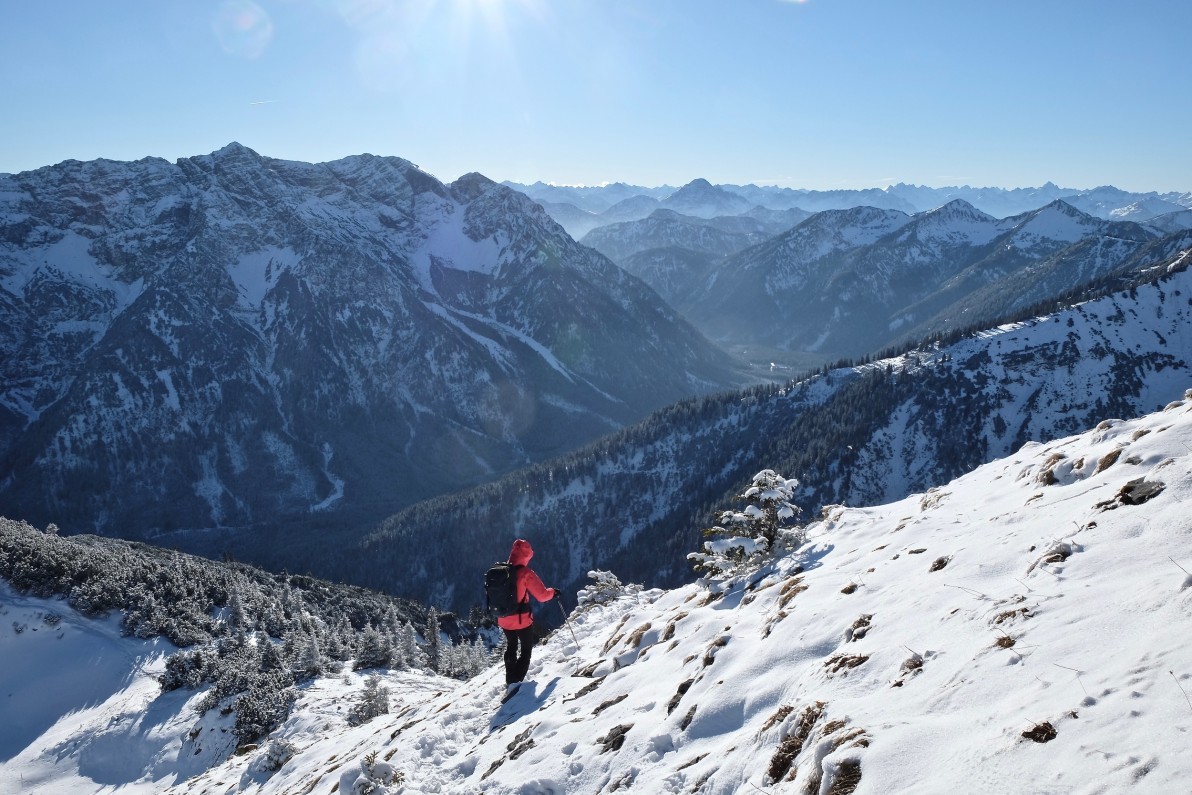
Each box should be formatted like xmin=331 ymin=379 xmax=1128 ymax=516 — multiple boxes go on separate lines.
xmin=510 ymin=177 xmax=1192 ymax=239
xmin=3 ymin=144 xmax=1191 ymax=616
xmin=0 ymin=144 xmax=742 ymax=545
xmin=684 ymin=199 xmax=1192 ymax=358
xmin=2 ymin=144 xmax=1192 ymax=792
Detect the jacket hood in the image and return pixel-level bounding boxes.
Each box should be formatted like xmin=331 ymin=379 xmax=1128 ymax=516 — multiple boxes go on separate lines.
xmin=509 ymin=539 xmax=533 ymax=566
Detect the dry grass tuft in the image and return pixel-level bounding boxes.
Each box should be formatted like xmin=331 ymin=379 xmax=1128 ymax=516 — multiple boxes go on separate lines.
xmin=703 ymin=636 xmax=728 ymax=666
xmin=592 ymin=694 xmax=628 ymax=716
xmin=765 ymin=702 xmax=825 ymax=784
xmin=1037 ymin=453 xmax=1066 ymax=485
xmin=763 ymin=609 xmax=789 ymax=638
xmin=778 ymin=576 xmax=809 ymax=608
xmin=825 ymin=654 xmax=870 ymax=675
xmin=826 ymin=758 xmax=863 ymax=795
xmin=848 ymin=614 xmax=873 ymax=642
xmin=625 ymin=622 xmax=652 ymax=649
xmin=761 ymin=705 xmax=795 ymax=733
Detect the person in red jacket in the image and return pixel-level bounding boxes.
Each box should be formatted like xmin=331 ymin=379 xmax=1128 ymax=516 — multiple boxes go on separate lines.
xmin=498 ymin=538 xmax=558 ymax=687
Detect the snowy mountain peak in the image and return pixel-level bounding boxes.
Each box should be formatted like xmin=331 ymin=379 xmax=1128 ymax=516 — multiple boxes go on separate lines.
xmin=661 ymin=178 xmax=754 ymax=219
xmin=924 ymin=197 xmax=993 ymax=221
xmin=190 ymin=141 xmax=268 ymax=173
xmin=1007 ymin=199 xmax=1103 ymax=247
xmin=672 ymin=177 xmax=714 ymax=194
xmin=210 ymin=141 xmax=258 ymax=159
xmin=450 ymin=171 xmax=499 ymax=203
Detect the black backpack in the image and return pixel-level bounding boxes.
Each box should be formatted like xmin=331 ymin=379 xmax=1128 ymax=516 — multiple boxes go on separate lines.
xmin=484 ymin=562 xmax=526 ymax=618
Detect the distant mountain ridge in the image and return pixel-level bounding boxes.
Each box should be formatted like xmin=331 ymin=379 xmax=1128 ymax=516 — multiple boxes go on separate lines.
xmin=683 ymin=199 xmax=1192 ymax=358
xmin=0 ymin=144 xmax=743 ymax=544
xmin=509 ymin=177 xmax=1192 ymax=223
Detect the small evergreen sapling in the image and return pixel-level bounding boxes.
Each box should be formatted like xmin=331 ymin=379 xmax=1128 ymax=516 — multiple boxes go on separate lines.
xmin=348 ymin=674 xmax=390 ymax=726
xmin=689 ymin=469 xmax=804 ymax=576
xmin=576 ymin=570 xmax=643 ymax=610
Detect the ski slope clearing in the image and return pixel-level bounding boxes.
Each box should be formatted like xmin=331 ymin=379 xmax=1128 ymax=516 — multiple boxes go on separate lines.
xmin=147 ymin=390 xmax=1192 ymax=795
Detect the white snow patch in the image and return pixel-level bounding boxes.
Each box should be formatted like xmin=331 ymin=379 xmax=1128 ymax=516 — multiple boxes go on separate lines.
xmin=155 ymin=369 xmax=180 ymax=411
xmin=227 ymin=246 xmax=298 ymax=308
xmin=310 ymin=442 xmax=345 ymax=512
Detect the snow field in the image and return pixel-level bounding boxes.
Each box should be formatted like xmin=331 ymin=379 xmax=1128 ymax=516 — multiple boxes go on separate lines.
xmin=154 ymin=391 xmax=1192 ymax=794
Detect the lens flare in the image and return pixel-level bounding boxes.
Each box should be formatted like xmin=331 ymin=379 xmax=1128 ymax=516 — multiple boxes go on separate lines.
xmin=213 ymin=0 xmax=275 ymax=59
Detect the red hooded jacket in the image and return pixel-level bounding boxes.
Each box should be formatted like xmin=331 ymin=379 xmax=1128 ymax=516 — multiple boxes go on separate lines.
xmin=497 ymin=539 xmax=556 ymax=630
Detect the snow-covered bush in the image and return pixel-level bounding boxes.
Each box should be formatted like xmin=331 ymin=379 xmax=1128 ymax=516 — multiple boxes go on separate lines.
xmin=353 ymin=626 xmax=394 ymax=671
xmin=348 ymin=674 xmax=390 ymax=726
xmin=349 ymin=749 xmax=404 ymax=794
xmin=689 ymin=469 xmax=804 ymax=577
xmin=258 ymin=738 xmax=297 ymax=772
xmin=437 ymin=638 xmax=493 ymax=679
xmin=577 ymin=570 xmax=642 ymax=610
xmin=232 ymin=671 xmax=298 ymax=744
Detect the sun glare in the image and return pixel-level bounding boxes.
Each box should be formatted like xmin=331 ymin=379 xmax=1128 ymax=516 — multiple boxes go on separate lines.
xmin=341 ymin=0 xmax=547 ymax=94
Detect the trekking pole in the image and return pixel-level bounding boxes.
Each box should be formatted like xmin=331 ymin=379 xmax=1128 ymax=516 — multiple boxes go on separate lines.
xmin=557 ymin=596 xmax=579 ymax=648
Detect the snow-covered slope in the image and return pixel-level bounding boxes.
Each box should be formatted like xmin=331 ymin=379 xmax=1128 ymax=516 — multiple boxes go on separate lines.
xmin=1144 ymin=209 xmax=1192 ymax=236
xmin=24 ymin=390 xmax=1186 ymax=794
xmin=0 ymin=583 xmax=199 ymax=792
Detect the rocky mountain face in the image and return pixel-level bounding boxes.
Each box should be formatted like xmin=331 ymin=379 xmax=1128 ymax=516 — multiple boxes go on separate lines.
xmin=0 ymin=144 xmax=743 ymax=544
xmin=684 ymin=199 xmax=1191 ymax=358
xmin=329 ymin=252 xmax=1192 ymax=610
xmin=581 ymin=210 xmax=766 ymax=265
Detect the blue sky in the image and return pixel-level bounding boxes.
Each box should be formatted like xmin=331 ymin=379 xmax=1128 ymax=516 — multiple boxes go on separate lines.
xmin=1 ymin=0 xmax=1188 ymax=192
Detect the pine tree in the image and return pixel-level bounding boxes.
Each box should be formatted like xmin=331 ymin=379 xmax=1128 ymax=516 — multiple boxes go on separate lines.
xmin=348 ymin=674 xmax=390 ymax=726
xmin=227 ymin=586 xmax=247 ymax=632
xmin=425 ymin=608 xmax=442 ymax=673
xmin=689 ymin=469 xmax=804 ymax=576
xmin=297 ymin=633 xmax=323 ymax=678
xmin=398 ymin=621 xmax=425 ymax=670
xmin=354 ymin=626 xmax=393 ymax=671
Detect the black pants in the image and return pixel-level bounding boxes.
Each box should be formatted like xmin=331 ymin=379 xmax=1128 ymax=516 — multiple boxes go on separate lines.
xmin=502 ymin=626 xmax=536 ymax=684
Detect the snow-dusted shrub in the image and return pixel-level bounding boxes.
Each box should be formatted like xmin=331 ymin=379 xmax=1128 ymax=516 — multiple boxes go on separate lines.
xmin=348 ymin=674 xmax=390 ymax=726
xmin=232 ymin=670 xmax=298 ymax=744
xmin=350 ymin=750 xmax=404 ymax=794
xmin=437 ymin=638 xmax=493 ymax=679
xmin=689 ymin=469 xmax=804 ymax=577
xmin=160 ymin=647 xmax=212 ymax=691
xmin=577 ymin=569 xmax=642 ymax=609
xmin=259 ymin=738 xmax=297 ymax=772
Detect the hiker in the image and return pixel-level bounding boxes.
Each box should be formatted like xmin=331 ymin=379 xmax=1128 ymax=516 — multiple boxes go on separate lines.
xmin=497 ymin=538 xmax=558 ymax=687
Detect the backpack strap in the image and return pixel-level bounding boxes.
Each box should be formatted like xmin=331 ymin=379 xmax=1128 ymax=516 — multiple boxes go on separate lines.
xmin=512 ymin=564 xmax=529 ymax=615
